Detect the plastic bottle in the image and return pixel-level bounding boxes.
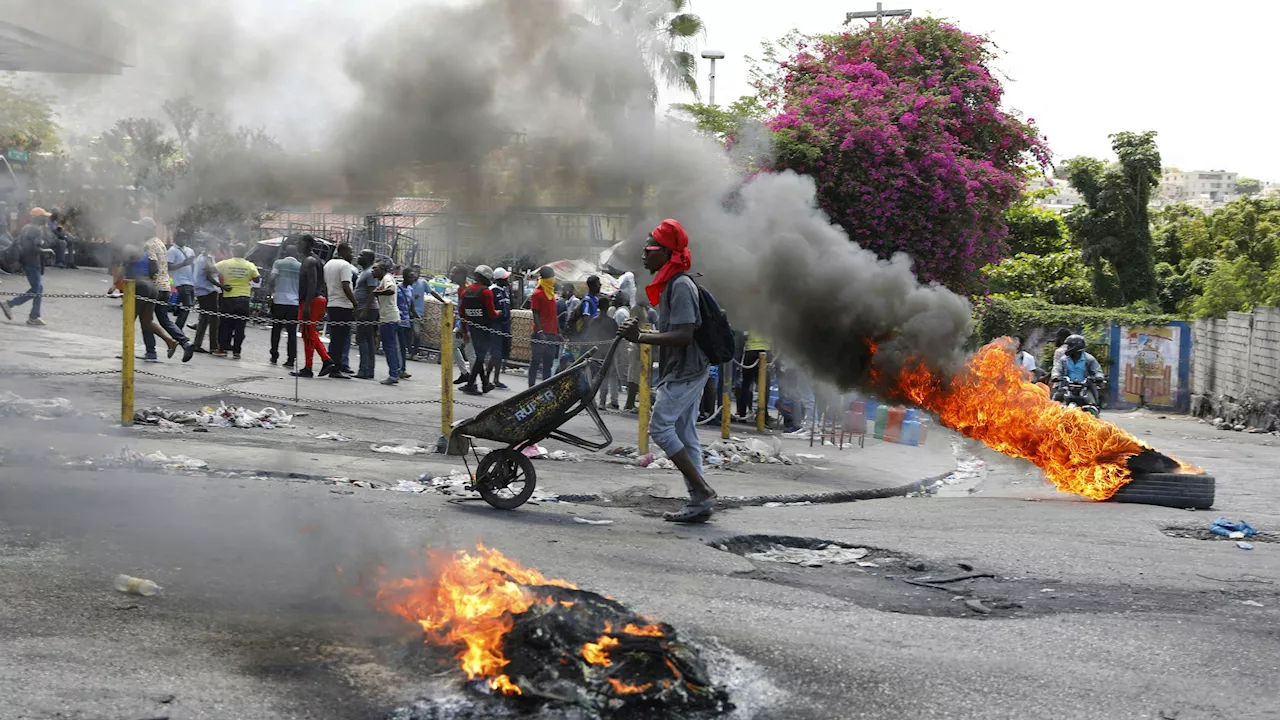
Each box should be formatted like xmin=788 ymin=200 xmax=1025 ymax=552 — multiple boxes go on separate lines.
xmin=114 ymin=574 xmax=163 ymax=596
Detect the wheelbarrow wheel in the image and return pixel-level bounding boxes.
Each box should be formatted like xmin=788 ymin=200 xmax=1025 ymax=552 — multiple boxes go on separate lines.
xmin=476 ymin=448 xmax=537 ymax=510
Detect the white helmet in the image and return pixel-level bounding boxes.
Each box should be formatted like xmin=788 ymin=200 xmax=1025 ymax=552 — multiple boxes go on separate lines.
xmin=473 ymin=264 xmax=493 ymax=282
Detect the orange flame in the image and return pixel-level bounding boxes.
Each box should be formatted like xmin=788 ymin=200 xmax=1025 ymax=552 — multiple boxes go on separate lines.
xmin=372 ymin=543 xmax=576 ymax=695
xmin=622 ymin=622 xmax=665 ymax=637
xmin=582 ymin=632 xmax=620 ymax=666
xmin=883 ymin=340 xmax=1191 ymax=500
xmin=608 ymin=677 xmax=654 ymax=695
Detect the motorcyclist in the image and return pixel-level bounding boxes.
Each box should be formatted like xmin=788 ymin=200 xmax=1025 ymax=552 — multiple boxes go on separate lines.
xmin=1051 ymin=335 xmax=1103 ymax=406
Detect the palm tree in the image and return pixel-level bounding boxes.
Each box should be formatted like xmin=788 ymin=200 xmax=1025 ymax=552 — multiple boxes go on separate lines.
xmin=577 ymin=0 xmax=706 ymax=102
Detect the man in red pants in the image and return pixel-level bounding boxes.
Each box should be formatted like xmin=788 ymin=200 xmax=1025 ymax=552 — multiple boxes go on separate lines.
xmin=293 ymin=235 xmax=346 ymax=379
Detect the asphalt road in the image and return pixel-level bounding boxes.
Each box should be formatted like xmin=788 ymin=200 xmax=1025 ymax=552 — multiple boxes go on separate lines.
xmin=3 ymin=268 xmax=1279 ymax=720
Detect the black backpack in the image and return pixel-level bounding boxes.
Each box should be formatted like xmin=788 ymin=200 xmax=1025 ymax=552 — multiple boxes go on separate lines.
xmin=675 ymin=273 xmax=735 ymax=366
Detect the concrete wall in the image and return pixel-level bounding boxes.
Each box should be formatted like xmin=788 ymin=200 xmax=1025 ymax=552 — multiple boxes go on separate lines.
xmin=1191 ymin=306 xmax=1280 ymax=428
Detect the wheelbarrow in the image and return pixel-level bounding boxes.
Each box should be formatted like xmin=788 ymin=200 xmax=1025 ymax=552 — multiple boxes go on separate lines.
xmin=448 ymin=336 xmax=624 ymax=510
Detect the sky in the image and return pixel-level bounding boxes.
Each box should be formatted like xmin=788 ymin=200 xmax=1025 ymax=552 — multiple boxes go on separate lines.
xmin=659 ymin=0 xmax=1280 ymax=182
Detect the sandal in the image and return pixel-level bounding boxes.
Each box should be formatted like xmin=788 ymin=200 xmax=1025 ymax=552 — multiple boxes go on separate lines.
xmin=663 ymin=496 xmax=716 ymax=524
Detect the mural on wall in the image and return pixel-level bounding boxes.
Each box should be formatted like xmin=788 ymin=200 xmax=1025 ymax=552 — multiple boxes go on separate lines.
xmin=1119 ymin=326 xmax=1180 ymax=406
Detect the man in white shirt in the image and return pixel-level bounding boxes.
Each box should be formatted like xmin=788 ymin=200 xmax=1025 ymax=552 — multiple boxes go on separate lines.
xmin=166 ymin=231 xmax=198 ymax=330
xmin=372 ymin=263 xmax=402 ymax=385
xmin=323 ymin=243 xmax=359 ymax=374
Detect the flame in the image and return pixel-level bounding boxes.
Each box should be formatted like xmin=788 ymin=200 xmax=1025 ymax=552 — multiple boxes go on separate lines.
xmin=582 ymin=632 xmax=620 ymax=666
xmin=372 ymin=543 xmax=576 ymax=695
xmin=883 ymin=340 xmax=1192 ymax=501
xmin=622 ymin=622 xmax=665 ymax=637
xmin=608 ymin=677 xmax=654 ymax=695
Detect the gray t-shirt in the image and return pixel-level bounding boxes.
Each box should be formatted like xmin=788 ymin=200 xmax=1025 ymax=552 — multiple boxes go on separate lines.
xmin=354 ymin=267 xmax=377 ymax=313
xmin=657 ymin=274 xmax=708 ymax=386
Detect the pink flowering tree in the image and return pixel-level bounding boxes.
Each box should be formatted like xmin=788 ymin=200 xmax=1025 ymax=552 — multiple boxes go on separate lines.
xmin=762 ymin=19 xmax=1050 ymax=294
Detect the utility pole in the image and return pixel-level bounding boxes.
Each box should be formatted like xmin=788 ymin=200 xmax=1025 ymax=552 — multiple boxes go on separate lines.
xmin=701 ymin=49 xmax=725 ymax=106
xmin=845 ymin=2 xmax=912 ymax=25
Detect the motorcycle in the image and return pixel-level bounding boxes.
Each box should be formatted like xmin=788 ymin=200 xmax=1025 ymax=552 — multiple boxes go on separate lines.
xmin=1056 ymin=378 xmax=1100 ymax=417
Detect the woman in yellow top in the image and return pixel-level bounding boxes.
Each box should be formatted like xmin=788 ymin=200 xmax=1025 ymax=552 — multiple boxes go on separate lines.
xmin=738 ymin=331 xmax=771 ymax=420
xmin=214 ymin=245 xmax=260 ymax=359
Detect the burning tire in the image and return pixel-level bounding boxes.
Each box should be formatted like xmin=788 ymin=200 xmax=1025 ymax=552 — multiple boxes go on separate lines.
xmin=476 ymin=448 xmax=537 ymax=510
xmin=1109 ymin=472 xmax=1215 ymax=510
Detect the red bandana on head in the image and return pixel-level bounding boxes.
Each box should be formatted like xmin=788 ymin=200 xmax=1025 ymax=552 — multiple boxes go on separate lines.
xmin=645 ymin=219 xmax=692 ymax=306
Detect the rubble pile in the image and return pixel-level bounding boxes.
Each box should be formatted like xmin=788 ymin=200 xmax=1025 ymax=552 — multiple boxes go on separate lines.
xmin=497 ymin=583 xmax=731 ymax=716
xmin=704 ymin=438 xmax=796 ymax=468
xmin=134 ymin=402 xmax=292 ymax=430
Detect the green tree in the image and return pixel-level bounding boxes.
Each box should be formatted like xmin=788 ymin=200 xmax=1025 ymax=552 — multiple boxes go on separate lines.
xmin=162 ymin=96 xmax=203 ymax=150
xmin=1237 ymin=177 xmax=1262 ymax=196
xmin=578 ymin=0 xmax=706 ymax=100
xmin=1004 ymin=189 xmax=1069 ymax=255
xmin=983 ymin=249 xmax=1093 ymax=305
xmin=1151 ymin=203 xmax=1211 ymax=267
xmin=1207 ymin=196 xmax=1280 ymax=268
xmin=0 ymin=80 xmax=59 ymax=155
xmin=1192 ymin=256 xmax=1264 ymax=318
xmin=1063 ymin=131 xmax=1162 ymax=305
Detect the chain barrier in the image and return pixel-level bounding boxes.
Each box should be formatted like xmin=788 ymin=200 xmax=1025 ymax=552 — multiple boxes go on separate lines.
xmin=0 ymin=367 xmax=120 ymax=378
xmin=133 ymin=370 xmax=494 ymax=408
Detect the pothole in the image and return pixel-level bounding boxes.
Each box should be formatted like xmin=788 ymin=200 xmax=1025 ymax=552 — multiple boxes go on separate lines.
xmin=708 ymin=535 xmax=1263 ymax=619
xmin=1162 ymin=526 xmax=1280 ymax=544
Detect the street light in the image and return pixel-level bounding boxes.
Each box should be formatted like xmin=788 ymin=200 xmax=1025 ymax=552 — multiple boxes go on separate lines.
xmin=701 ymin=49 xmax=725 ymax=106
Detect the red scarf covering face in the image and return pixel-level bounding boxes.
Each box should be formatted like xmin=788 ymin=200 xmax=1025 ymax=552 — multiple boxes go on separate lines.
xmin=645 ymin=219 xmax=692 ymax=306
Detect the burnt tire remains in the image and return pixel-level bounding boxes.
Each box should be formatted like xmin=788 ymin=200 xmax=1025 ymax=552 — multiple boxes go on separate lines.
xmin=1110 ymin=472 xmax=1214 ymax=510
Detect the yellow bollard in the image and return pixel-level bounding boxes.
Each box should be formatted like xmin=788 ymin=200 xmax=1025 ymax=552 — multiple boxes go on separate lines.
xmin=441 ymin=302 xmax=455 ymax=438
xmin=756 ymin=352 xmax=768 ymax=433
xmin=121 ymin=280 xmax=136 ymax=426
xmin=637 ymin=343 xmax=652 ymax=456
xmin=720 ymin=362 xmax=731 ymax=440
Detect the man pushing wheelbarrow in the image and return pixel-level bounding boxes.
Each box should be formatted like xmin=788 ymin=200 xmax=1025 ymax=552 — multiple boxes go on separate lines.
xmin=449 ymin=219 xmax=729 ymax=523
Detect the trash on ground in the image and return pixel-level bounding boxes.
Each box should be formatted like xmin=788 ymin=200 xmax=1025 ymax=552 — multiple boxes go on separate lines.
xmin=606 ymin=446 xmax=638 ymax=458
xmin=0 ymin=391 xmax=74 ymax=420
xmin=573 ymin=517 xmax=613 ymax=526
xmin=944 ymin=439 xmax=987 ymax=485
xmin=390 ymin=480 xmax=430 ymax=493
xmin=370 ymin=443 xmax=430 ymax=456
xmin=746 ymin=543 xmax=869 ymax=567
xmin=143 ymin=451 xmax=208 ymax=469
xmin=1237 ymin=542 xmax=1255 ymax=550
xmin=333 ymin=477 xmax=376 ymax=489
xmin=1241 ymin=600 xmax=1265 ymax=607
xmin=114 ymin=574 xmax=162 ymax=596
xmin=795 ymin=453 xmax=825 ymax=461
xmin=523 ymin=444 xmax=549 ymax=459
xmin=545 ymin=450 xmax=583 ymax=462
xmin=762 ymin=501 xmax=813 ymax=508
xmin=134 ymin=402 xmax=292 ymax=429
xmin=1210 ymin=517 xmax=1258 ymax=538
xmin=315 ymin=432 xmax=350 ymax=441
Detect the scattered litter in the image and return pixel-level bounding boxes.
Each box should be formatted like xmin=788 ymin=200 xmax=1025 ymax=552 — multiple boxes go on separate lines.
xmin=1210 ymin=517 xmax=1258 ymax=538
xmin=963 ymin=599 xmax=993 ymax=615
xmin=134 ymin=402 xmax=292 ymax=429
xmin=370 ymin=443 xmax=429 ymax=456
xmin=1241 ymin=600 xmax=1265 ymax=607
xmin=795 ymin=453 xmax=825 ymax=461
xmin=944 ymin=439 xmax=987 ymax=485
xmin=856 ymin=561 xmax=879 ymax=568
xmin=546 ymin=450 xmax=583 ymax=462
xmin=1040 ymin=588 xmax=1055 ymax=593
xmin=0 ymin=391 xmax=74 ymax=420
xmin=155 ymin=418 xmax=186 ymax=434
xmin=572 ymin=517 xmax=613 ymax=526
xmin=523 ymin=444 xmax=549 ymax=459
xmin=746 ymin=543 xmax=869 ymax=567
xmin=1237 ymin=542 xmax=1255 ymax=551
xmin=390 ymin=480 xmax=429 ymax=493
xmin=606 ymin=446 xmax=638 ymax=458
xmin=114 ymin=574 xmax=162 ymax=596
xmin=704 ymin=438 xmax=791 ymax=467
xmin=762 ymin=501 xmax=813 ymax=508
xmin=637 ymin=453 xmax=676 ymax=470
xmin=314 ymin=432 xmax=350 ymax=441
xmin=143 ymin=451 xmax=208 ymax=469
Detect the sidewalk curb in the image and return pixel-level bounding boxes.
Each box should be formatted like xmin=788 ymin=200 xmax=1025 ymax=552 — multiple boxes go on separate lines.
xmin=556 ymin=473 xmax=949 ymax=508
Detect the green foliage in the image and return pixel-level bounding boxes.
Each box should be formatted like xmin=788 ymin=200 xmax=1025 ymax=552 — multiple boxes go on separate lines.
xmin=1207 ymin=196 xmax=1280 ymax=267
xmin=1063 ymin=131 xmax=1161 ymax=304
xmin=579 ymin=0 xmax=706 ymax=100
xmin=0 ymin=80 xmax=59 ymax=156
xmin=1192 ymin=256 xmax=1264 ymax=318
xmin=1151 ymin=203 xmax=1210 ymax=266
xmin=1004 ymin=190 xmax=1068 ymax=255
xmin=672 ymin=95 xmax=765 ymax=143
xmin=983 ymin=250 xmax=1092 ymax=305
xmin=1237 ymin=177 xmax=1262 ymax=197
xmin=975 ymin=295 xmax=1179 ymax=345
